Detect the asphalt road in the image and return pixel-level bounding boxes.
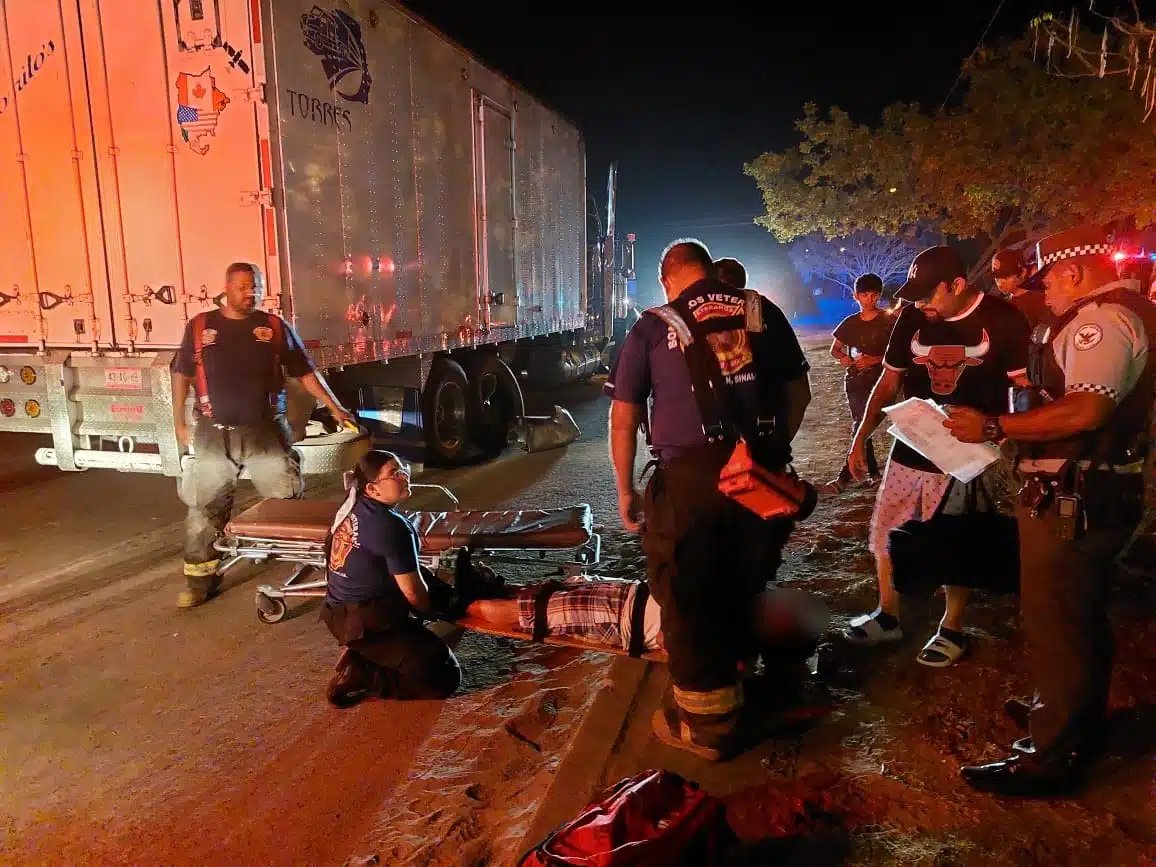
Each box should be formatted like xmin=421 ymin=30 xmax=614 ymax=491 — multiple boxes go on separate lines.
xmin=0 ymin=378 xmax=625 ymax=864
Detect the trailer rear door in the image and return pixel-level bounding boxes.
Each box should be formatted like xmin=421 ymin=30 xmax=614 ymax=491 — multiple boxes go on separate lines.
xmin=474 ymin=92 xmax=517 ymax=329
xmin=0 ymin=0 xmax=277 ymax=350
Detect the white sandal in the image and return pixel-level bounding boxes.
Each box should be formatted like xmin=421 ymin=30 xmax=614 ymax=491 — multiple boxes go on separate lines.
xmin=916 ymin=631 xmax=969 ymax=667
xmin=841 ymin=608 xmax=903 ymax=645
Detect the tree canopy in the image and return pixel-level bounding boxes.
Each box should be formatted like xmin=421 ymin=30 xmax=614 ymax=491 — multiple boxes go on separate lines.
xmin=744 ymin=32 xmax=1156 ymax=279
xmin=788 ymin=232 xmax=919 ymax=298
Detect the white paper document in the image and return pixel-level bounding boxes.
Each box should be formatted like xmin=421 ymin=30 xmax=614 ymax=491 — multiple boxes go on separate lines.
xmin=882 ymin=397 xmax=1000 ymax=483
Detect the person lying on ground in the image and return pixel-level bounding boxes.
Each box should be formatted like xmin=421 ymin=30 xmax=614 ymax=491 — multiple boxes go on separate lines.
xmin=465 ymin=579 xmax=830 ymax=668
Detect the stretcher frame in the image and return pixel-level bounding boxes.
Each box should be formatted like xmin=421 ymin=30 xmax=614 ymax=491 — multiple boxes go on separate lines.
xmin=212 ymin=485 xmax=603 ymax=626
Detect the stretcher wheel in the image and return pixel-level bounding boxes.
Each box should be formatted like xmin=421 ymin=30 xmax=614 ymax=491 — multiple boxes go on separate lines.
xmin=256 ymin=593 xmax=287 ymax=624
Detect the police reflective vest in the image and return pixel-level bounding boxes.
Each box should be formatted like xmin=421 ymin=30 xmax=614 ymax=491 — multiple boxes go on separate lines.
xmin=1029 ymin=288 xmax=1156 ymax=464
xmin=190 ymin=310 xmax=285 ymax=420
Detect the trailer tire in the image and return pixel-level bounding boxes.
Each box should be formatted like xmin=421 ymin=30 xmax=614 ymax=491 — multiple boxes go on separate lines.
xmin=466 ymin=353 xmax=523 ymax=459
xmin=422 ymin=358 xmax=472 ymax=466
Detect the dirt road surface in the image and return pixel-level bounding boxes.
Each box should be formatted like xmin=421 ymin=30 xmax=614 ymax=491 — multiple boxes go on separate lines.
xmin=0 ymin=381 xmax=622 ymax=865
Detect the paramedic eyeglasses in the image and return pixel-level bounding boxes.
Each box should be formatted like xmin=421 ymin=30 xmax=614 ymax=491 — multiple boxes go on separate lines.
xmin=381 ymin=463 xmax=411 ymax=481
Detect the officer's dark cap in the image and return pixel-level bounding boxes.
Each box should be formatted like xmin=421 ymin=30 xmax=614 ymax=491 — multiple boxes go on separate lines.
xmin=854 ymin=273 xmax=883 ymax=295
xmin=895 ymin=246 xmax=968 ymax=303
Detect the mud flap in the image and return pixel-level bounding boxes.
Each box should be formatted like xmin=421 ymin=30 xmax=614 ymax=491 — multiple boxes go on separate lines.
xmin=510 ymin=405 xmax=581 ymax=453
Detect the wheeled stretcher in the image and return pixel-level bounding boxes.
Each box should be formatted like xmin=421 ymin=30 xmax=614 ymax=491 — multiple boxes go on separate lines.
xmin=214 ymin=486 xmax=603 ymax=625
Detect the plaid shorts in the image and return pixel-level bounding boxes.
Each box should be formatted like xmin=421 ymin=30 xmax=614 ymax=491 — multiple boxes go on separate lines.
xmin=516 ymin=579 xmax=635 ymax=650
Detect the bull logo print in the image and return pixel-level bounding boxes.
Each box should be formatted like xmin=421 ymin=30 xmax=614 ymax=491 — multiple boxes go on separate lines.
xmin=911 ymin=329 xmax=990 ymax=395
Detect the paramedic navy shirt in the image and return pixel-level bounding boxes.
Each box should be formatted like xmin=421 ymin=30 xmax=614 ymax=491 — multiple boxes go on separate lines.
xmin=326 ymin=496 xmax=420 ymax=608
xmin=883 ymin=293 xmax=1030 ymax=472
xmin=172 ymin=309 xmax=313 ymax=426
xmin=605 ymin=278 xmax=809 ymax=464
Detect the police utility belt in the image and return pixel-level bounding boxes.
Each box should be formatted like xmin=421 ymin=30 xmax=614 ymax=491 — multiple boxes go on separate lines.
xmin=1015 ymin=456 xmax=1145 ymax=542
xmin=649 ymin=294 xmax=817 ymax=522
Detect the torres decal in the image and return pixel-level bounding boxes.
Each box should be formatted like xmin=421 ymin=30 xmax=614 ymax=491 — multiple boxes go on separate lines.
xmin=285 ymin=88 xmax=352 ymax=131
xmin=0 ymin=40 xmax=57 ymax=117
xmin=911 ymin=329 xmax=991 ymax=395
xmin=300 ymin=6 xmax=372 ymax=104
xmin=174 ymin=68 xmax=230 ymax=155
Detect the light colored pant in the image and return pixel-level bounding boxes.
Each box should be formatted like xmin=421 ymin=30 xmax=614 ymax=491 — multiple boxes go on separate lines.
xmin=179 ymin=417 xmax=301 ymax=588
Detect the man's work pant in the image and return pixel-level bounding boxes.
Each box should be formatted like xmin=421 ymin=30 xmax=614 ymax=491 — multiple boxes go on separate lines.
xmin=642 ymin=445 xmax=794 ymax=748
xmin=836 ymin=381 xmax=879 ymax=484
xmin=179 ymin=417 xmax=302 ymax=592
xmin=322 ymin=603 xmax=462 ymax=700
xmin=1017 ymin=501 xmax=1137 ymax=765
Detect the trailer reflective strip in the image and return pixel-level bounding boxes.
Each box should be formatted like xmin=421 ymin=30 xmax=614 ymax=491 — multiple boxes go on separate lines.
xmin=264 ymin=210 xmax=277 ymax=256
xmin=0 ymin=335 xmax=30 ymax=343
xmin=260 ymin=139 xmax=273 ymax=189
xmin=251 ymin=0 xmax=262 ymax=43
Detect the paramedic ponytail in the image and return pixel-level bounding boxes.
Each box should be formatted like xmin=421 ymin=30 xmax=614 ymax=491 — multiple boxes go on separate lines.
xmin=330 ymin=449 xmax=402 ymax=536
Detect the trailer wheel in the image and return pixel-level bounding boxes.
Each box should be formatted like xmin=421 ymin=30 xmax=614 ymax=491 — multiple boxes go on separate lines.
xmin=423 ymin=358 xmax=471 ymax=465
xmin=466 ymin=354 xmax=524 ymax=458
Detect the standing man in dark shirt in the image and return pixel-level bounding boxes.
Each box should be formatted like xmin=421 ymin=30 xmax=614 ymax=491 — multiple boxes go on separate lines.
xmin=842 ymin=246 xmax=1031 ymax=666
xmin=993 ymin=247 xmax=1051 ymax=332
xmin=824 ymin=273 xmax=895 ymax=494
xmin=171 ymin=262 xmax=353 ymax=608
xmin=606 ymin=239 xmax=812 ymax=760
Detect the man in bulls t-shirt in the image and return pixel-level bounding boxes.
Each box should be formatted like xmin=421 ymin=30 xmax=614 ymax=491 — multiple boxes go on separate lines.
xmin=841 ymin=246 xmax=1031 ymax=666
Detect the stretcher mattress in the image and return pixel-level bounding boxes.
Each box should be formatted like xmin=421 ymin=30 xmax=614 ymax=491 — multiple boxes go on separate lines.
xmin=225 ymin=498 xmax=594 ymax=552
xmin=453 ymin=613 xmax=669 ymax=663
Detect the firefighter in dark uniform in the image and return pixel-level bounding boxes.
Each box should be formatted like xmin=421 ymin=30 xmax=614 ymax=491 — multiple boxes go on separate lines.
xmin=606 ymin=240 xmax=813 ymax=760
xmin=171 ymin=262 xmax=353 ymax=608
xmin=946 ymin=226 xmax=1153 ymax=795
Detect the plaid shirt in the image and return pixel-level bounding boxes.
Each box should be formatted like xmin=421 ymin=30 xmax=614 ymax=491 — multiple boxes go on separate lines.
xmin=516 ymin=578 xmax=637 ymax=650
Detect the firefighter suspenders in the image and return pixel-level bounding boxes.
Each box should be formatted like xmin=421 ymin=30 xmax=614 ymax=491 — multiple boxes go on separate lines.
xmin=189 ymin=312 xmax=285 ymax=420
xmin=648 ymin=290 xmax=771 ymax=441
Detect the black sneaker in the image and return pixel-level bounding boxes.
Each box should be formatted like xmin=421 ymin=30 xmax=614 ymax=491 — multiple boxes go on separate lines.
xmin=326 ymin=649 xmax=376 ymax=708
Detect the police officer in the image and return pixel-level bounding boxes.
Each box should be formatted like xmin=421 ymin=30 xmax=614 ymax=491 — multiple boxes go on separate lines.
xmin=606 ymin=240 xmax=812 ymax=760
xmin=171 ymin=262 xmax=353 ymax=608
xmin=992 ymin=246 xmax=1051 ymax=332
xmin=946 ymin=226 xmax=1153 ymax=795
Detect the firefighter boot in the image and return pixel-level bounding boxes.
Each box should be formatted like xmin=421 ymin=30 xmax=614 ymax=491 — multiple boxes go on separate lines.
xmin=178 ymin=560 xmax=222 ymax=608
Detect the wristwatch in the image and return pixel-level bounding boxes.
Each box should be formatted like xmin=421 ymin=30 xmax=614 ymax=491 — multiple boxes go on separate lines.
xmin=982 ymin=415 xmax=1005 ymax=443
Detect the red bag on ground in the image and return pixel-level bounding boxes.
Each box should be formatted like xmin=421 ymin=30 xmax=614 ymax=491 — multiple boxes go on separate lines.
xmin=518 ymin=769 xmax=735 ymax=866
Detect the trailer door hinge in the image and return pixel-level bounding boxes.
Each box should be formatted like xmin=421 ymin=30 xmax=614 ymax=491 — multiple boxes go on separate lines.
xmin=241 ymin=189 xmax=273 ymax=207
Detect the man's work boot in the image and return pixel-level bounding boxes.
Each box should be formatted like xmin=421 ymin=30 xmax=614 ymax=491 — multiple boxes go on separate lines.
xmin=651 ymin=707 xmax=730 ymax=761
xmin=178 ymin=563 xmax=221 ymax=609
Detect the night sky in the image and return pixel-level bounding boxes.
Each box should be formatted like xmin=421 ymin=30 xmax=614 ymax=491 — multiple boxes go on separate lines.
xmin=399 ymin=0 xmax=1105 ymax=311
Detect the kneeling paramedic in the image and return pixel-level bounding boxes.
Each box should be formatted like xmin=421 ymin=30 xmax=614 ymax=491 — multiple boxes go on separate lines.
xmin=606 ymin=240 xmax=813 ymax=760
xmin=171 ymin=262 xmax=353 ymax=608
xmin=945 ymin=226 xmax=1153 ymax=796
xmin=322 ymin=450 xmax=473 ymax=707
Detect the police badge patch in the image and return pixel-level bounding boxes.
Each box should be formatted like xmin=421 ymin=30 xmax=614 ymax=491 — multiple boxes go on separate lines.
xmin=1073 ymin=323 xmax=1103 ymax=351
xmin=253 ymin=326 xmax=274 ymax=342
